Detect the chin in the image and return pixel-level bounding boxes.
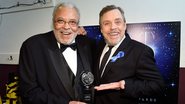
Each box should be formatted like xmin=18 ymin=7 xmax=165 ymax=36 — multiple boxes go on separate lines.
xmin=107 ymin=39 xmax=120 ymax=46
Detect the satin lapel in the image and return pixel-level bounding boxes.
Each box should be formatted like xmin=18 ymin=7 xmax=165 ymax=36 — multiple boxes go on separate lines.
xmin=48 ymin=48 xmax=75 ymax=99
xmin=96 ymin=54 xmax=102 ymax=84
xmin=101 ymin=34 xmax=131 ymax=79
xmin=97 ymin=42 xmax=106 ymax=82
xmin=76 ymin=38 xmax=91 ymax=73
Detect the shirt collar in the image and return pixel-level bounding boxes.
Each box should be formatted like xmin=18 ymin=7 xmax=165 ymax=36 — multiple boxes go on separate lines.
xmin=57 ymin=40 xmax=76 ymax=49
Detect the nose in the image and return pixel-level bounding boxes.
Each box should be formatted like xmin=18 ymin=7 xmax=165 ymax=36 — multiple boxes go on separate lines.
xmin=63 ymin=22 xmax=70 ymax=29
xmin=111 ymin=22 xmax=117 ymax=29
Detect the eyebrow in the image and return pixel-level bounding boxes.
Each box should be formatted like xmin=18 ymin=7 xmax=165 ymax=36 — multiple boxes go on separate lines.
xmin=55 ymin=17 xmax=78 ymax=21
xmin=102 ymin=18 xmax=122 ymax=23
xmin=115 ymin=18 xmax=122 ymax=21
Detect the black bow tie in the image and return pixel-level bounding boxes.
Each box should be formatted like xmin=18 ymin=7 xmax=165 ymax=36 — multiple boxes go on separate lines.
xmin=60 ymin=43 xmax=77 ymax=52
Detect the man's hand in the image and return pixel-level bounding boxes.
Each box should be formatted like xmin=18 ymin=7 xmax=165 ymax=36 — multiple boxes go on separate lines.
xmin=94 ymin=80 xmax=125 ymax=91
xmin=69 ymin=101 xmax=86 ymax=104
xmin=78 ymin=26 xmax=87 ymax=35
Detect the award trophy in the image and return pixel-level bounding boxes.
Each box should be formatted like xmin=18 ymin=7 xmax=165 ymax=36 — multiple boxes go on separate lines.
xmin=81 ymin=71 xmax=94 ymax=104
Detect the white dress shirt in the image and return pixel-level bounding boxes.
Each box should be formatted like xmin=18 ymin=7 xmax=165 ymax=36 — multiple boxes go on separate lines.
xmin=58 ymin=42 xmax=77 ymax=76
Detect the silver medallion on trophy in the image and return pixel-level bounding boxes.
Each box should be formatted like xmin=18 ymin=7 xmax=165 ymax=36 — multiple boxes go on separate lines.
xmin=81 ymin=71 xmax=94 ymax=104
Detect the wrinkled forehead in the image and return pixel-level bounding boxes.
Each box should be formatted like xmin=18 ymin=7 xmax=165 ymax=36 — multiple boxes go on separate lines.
xmin=54 ymin=6 xmax=80 ymax=21
xmin=100 ymin=9 xmax=124 ymax=22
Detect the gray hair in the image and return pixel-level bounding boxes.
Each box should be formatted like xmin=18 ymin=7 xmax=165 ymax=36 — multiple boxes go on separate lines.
xmin=52 ymin=2 xmax=80 ymax=22
xmin=99 ymin=5 xmax=126 ymax=25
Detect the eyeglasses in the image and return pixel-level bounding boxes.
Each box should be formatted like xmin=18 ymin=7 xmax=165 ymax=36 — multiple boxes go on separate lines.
xmin=101 ymin=19 xmax=124 ymax=27
xmin=55 ymin=19 xmax=79 ymax=27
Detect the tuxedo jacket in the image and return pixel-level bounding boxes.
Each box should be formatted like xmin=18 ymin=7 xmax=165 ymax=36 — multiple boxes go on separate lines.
xmin=94 ymin=33 xmax=165 ymax=104
xmin=18 ymin=31 xmax=95 ymax=104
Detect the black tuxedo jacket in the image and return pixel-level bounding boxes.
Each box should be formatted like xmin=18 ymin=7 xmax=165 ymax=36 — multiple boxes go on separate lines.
xmin=18 ymin=31 xmax=95 ymax=104
xmin=94 ymin=33 xmax=165 ymax=104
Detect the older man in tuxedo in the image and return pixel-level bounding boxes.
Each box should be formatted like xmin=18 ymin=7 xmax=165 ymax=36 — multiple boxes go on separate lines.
xmin=19 ymin=2 xmax=95 ymax=104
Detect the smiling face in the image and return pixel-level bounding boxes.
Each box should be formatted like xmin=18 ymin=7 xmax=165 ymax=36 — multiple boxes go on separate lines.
xmin=53 ymin=5 xmax=79 ymax=45
xmin=100 ymin=9 xmax=126 ymax=46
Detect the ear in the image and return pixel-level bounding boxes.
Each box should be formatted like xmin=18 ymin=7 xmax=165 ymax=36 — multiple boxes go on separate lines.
xmin=100 ymin=25 xmax=103 ymax=33
xmin=123 ymin=23 xmax=127 ymax=31
xmin=100 ymin=28 xmax=103 ymax=33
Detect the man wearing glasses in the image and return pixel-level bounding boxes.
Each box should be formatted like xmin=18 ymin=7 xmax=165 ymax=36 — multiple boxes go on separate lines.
xmin=19 ymin=2 xmax=94 ymax=104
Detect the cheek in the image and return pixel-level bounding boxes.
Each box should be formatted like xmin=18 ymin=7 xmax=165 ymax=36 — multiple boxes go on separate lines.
xmin=54 ymin=24 xmax=61 ymax=30
xmin=101 ymin=27 xmax=109 ymax=35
